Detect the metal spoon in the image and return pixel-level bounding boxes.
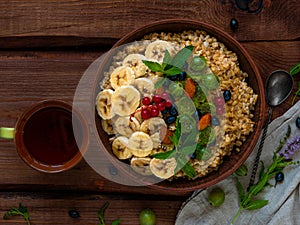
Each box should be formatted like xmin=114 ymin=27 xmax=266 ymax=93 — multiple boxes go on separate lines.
xmin=248 ymin=70 xmax=294 ymax=189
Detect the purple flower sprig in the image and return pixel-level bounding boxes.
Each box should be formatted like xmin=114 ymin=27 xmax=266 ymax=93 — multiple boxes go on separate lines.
xmin=278 ymin=135 xmax=300 ymax=160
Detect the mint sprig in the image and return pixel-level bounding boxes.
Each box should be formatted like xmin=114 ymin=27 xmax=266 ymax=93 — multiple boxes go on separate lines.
xmin=3 ymin=203 xmax=31 ymax=225
xmin=142 ymin=45 xmax=194 ymax=77
xmin=231 ymin=126 xmax=299 ymax=224
xmin=152 ymin=118 xmax=197 ymax=178
xmin=98 ymin=202 xmax=121 ymax=225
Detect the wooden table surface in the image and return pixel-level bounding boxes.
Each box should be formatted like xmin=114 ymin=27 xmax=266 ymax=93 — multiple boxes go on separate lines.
xmin=0 ymin=0 xmax=299 ymax=224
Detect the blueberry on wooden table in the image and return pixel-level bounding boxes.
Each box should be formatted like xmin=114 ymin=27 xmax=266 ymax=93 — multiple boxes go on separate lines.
xmin=230 ymin=18 xmax=238 ymax=30
xmin=68 ymin=210 xmax=80 ymax=218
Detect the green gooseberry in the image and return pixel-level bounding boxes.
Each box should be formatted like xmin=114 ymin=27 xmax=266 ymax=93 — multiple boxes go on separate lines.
xmin=208 ymin=187 xmax=225 ymax=207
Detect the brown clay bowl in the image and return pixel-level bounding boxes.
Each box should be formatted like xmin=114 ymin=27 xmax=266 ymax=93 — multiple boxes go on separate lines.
xmin=93 ymin=19 xmax=266 ymax=192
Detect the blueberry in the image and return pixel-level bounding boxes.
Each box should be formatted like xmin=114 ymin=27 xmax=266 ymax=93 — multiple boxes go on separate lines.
xmin=169 ymin=105 xmax=178 ymax=116
xmin=223 ymin=90 xmax=231 ymax=101
xmin=161 ymin=108 xmax=168 ymax=115
xmin=178 ymin=71 xmax=187 ymax=81
xmin=68 ymin=210 xmax=80 ymax=218
xmin=168 ymin=74 xmax=178 ymax=81
xmin=165 ymin=116 xmax=176 ymax=124
xmin=211 ymin=116 xmax=220 ymax=126
xmin=230 ymin=18 xmax=238 ymax=30
xmin=275 ymin=172 xmax=284 ymax=187
xmin=296 ymin=117 xmax=300 ymax=129
xmin=189 ymin=153 xmax=196 ymax=159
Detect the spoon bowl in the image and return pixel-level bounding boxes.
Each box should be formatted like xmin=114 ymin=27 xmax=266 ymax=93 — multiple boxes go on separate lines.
xmin=266 ymin=70 xmax=294 ymax=107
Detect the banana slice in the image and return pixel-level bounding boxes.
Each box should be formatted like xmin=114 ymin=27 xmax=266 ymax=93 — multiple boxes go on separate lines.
xmin=112 ymin=136 xmax=132 ymax=160
xmin=96 ymin=89 xmax=115 ymax=120
xmin=140 ymin=117 xmax=167 ymax=135
xmin=150 ymin=133 xmax=161 ymax=149
xmin=130 ymin=157 xmax=153 ymax=176
xmin=111 ymin=85 xmax=141 ymax=116
xmin=145 ymin=40 xmax=173 ymax=63
xmin=113 ymin=116 xmax=140 ymax=137
xmin=149 ymin=158 xmax=177 ymax=179
xmin=110 ymin=66 xmax=135 ymax=90
xmin=133 ymin=77 xmax=155 ymax=97
xmin=101 ymin=119 xmax=115 ymax=135
xmin=122 ymin=54 xmax=147 ymax=78
xmin=128 ymin=131 xmax=153 ymax=157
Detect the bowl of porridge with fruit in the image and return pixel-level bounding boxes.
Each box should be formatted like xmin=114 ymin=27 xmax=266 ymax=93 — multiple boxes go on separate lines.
xmin=93 ymin=19 xmax=265 ymax=191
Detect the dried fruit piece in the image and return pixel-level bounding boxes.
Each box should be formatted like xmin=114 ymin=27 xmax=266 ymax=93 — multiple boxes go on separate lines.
xmin=185 ymin=78 xmax=196 ymax=98
xmin=198 ymin=113 xmax=212 ymax=130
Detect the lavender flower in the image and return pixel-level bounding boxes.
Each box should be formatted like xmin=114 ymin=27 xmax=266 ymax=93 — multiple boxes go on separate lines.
xmin=278 ymin=136 xmax=300 ymax=160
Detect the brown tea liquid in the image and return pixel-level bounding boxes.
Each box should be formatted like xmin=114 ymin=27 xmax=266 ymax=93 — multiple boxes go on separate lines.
xmin=23 ymin=107 xmax=81 ymax=165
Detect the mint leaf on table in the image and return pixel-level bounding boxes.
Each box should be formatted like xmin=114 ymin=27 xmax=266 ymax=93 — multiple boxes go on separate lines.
xmin=152 ymin=150 xmax=175 ymax=159
xmin=98 ymin=202 xmax=121 ymax=225
xmin=3 ymin=203 xmax=31 ymax=225
xmin=290 ymin=62 xmax=300 ymax=76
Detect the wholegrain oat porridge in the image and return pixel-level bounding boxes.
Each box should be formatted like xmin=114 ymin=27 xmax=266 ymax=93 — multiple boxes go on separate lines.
xmin=95 ymin=30 xmax=258 ymax=180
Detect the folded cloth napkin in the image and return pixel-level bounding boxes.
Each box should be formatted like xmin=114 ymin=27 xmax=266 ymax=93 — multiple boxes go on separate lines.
xmin=175 ymin=100 xmax=300 ymax=225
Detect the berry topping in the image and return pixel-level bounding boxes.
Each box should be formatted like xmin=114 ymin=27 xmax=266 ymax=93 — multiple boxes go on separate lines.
xmin=142 ymin=96 xmax=151 ymax=106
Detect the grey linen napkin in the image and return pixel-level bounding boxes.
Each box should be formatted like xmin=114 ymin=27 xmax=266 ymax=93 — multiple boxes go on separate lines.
xmin=175 ymin=100 xmax=300 ymax=225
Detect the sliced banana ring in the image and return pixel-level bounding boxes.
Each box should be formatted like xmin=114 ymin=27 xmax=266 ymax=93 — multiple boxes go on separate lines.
xmin=113 ymin=116 xmax=140 ymax=137
xmin=101 ymin=119 xmax=115 ymax=135
xmin=128 ymin=131 xmax=153 ymax=157
xmin=149 ymin=158 xmax=177 ymax=179
xmin=112 ymin=136 xmax=132 ymax=160
xmin=130 ymin=157 xmax=153 ymax=176
xmin=145 ymin=40 xmax=173 ymax=63
xmin=140 ymin=117 xmax=167 ymax=136
xmin=110 ymin=66 xmax=135 ymax=90
xmin=122 ymin=54 xmax=147 ymax=78
xmin=133 ymin=77 xmax=155 ymax=97
xmin=150 ymin=132 xmax=161 ymax=149
xmin=96 ymin=89 xmax=115 ymax=120
xmin=111 ymin=85 xmax=140 ymax=116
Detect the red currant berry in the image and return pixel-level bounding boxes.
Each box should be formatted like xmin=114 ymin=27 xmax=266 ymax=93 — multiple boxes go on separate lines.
xmin=157 ymin=102 xmax=166 ymax=111
xmin=151 ymin=108 xmax=159 ymax=117
xmin=142 ymin=96 xmax=151 ymax=106
xmin=165 ymin=100 xmax=173 ymax=108
xmin=141 ymin=108 xmax=151 ymax=120
xmin=161 ymin=92 xmax=169 ymax=100
xmin=152 ymin=95 xmax=162 ymax=103
xmin=214 ymin=97 xmax=224 ymax=106
xmin=216 ymin=106 xmax=224 ymax=115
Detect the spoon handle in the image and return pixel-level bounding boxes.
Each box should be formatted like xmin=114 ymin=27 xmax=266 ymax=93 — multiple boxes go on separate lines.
xmin=247 ymin=107 xmax=273 ymax=190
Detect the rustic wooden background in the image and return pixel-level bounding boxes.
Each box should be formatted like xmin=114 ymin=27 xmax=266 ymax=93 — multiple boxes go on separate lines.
xmin=0 ymin=0 xmax=299 ymax=224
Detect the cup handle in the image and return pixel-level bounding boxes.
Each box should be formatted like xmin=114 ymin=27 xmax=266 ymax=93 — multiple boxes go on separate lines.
xmin=0 ymin=127 xmax=15 ymax=139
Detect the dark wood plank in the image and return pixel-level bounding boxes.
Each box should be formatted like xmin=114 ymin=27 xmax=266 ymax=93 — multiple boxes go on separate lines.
xmin=0 ymin=192 xmax=183 ymax=224
xmin=0 ymin=0 xmax=299 ymax=48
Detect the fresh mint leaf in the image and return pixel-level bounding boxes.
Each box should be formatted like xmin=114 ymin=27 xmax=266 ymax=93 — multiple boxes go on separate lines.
xmin=164 ymin=66 xmax=183 ymax=76
xmin=170 ymin=45 xmax=194 ymax=69
xmin=180 ymin=160 xmax=197 ymax=178
xmin=290 ymin=62 xmax=300 ymax=76
xmin=163 ymin=50 xmax=172 ymax=65
xmin=245 ymin=199 xmax=268 ymax=210
xmin=142 ymin=60 xmax=163 ymax=73
xmin=111 ymin=219 xmax=121 ymax=225
xmin=235 ymin=177 xmax=246 ymax=203
xmin=152 ymin=150 xmax=175 ymax=159
xmin=3 ymin=203 xmax=31 ymax=225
